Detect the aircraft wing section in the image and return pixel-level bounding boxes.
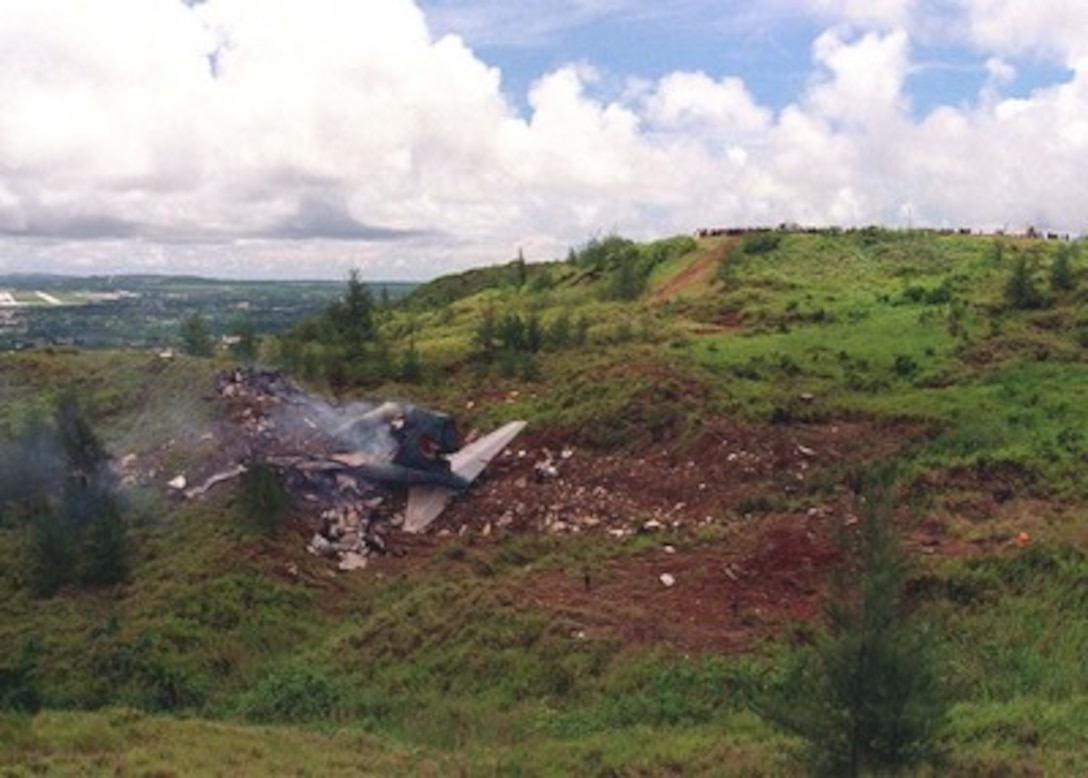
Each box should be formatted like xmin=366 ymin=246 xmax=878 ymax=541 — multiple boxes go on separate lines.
xmin=403 ymin=420 xmax=526 ymax=534
xmin=449 ymin=420 xmax=528 ymax=482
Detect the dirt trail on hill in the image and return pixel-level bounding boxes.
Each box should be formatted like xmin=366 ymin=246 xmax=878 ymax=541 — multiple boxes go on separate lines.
xmin=653 ymin=241 xmax=732 ymax=301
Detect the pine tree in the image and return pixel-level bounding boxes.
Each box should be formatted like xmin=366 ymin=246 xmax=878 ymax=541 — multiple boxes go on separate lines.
xmin=56 ymin=395 xmax=129 ymax=587
xmin=547 ymin=310 xmax=572 ymax=349
xmin=79 ymin=495 xmax=128 ymax=586
xmin=239 ymin=460 xmax=289 ymax=536
xmin=0 ymin=638 xmax=42 ymax=713
xmin=228 ymin=313 xmax=259 ymax=363
xmin=180 ymin=313 xmax=214 ymax=357
xmin=19 ymin=396 xmax=130 ymax=594
xmin=1004 ymin=254 xmax=1044 ymax=310
xmin=525 ymin=312 xmax=543 ymax=353
xmin=473 ymin=306 xmax=497 ymax=361
xmin=512 ymin=248 xmax=528 ymax=288
xmin=56 ymin=394 xmax=107 ymax=480
xmin=27 ymin=499 xmax=73 ymax=597
xmin=400 ymin=341 xmax=423 ymax=383
xmin=749 ymin=466 xmax=948 ymax=776
xmin=1051 ymin=244 xmax=1076 ymax=292
xmin=340 ymin=268 xmax=376 ymax=347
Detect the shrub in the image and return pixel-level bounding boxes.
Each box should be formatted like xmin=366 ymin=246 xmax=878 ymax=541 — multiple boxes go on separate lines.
xmin=27 ymin=502 xmax=74 ymax=597
xmin=8 ymin=397 xmax=130 ymax=595
xmin=739 ymin=231 xmax=783 ymax=255
xmin=87 ymin=629 xmax=209 ymax=712
xmin=79 ymin=496 xmax=129 ymax=587
xmin=240 ymin=664 xmax=345 ymax=723
xmin=748 ymin=466 xmax=949 ymax=776
xmin=180 ymin=313 xmax=214 ymax=357
xmin=1051 ymin=243 xmax=1076 ymax=292
xmin=892 ymin=354 xmax=918 ymax=378
xmin=228 ymin=314 xmax=259 ymax=363
xmin=1004 ymin=255 xmax=1045 ymax=310
xmin=238 ymin=460 xmax=289 ymax=535
xmin=0 ymin=640 xmax=42 ymax=713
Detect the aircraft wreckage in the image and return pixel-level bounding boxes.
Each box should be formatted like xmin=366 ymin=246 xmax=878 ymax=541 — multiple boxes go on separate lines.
xmin=187 ymin=369 xmax=525 ymax=568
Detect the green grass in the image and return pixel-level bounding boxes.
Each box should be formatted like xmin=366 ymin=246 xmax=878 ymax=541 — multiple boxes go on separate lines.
xmin=3 ymin=230 xmax=1088 ymax=775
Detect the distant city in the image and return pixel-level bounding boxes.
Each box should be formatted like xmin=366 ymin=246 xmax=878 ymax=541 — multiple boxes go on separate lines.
xmin=0 ymin=274 xmax=416 ymax=351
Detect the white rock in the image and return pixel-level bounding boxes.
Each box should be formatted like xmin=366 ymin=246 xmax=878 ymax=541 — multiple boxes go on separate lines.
xmin=337 ymin=551 xmax=368 ymax=572
xmin=307 ymin=534 xmax=334 ymax=557
xmin=167 ymin=475 xmax=187 ymax=491
xmin=535 ymin=462 xmax=560 ymax=479
xmin=659 ymin=573 xmax=676 ymax=588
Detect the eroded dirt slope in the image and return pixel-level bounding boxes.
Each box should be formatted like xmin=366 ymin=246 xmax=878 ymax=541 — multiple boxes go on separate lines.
xmin=386 ymin=419 xmax=943 ymax=653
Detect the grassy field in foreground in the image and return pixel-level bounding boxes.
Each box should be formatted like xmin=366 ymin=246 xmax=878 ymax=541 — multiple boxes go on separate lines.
xmin=3 ymin=699 xmax=1086 ymax=777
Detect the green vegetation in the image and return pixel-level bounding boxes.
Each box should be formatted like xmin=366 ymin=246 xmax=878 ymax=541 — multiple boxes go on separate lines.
xmin=749 ymin=467 xmax=948 ymax=776
xmin=3 ymin=228 xmax=1088 ymax=775
xmin=0 ymin=274 xmax=378 ymax=351
xmin=179 ymin=312 xmax=214 ymax=357
xmin=1 ymin=394 xmax=129 ymax=596
xmin=238 ymin=460 xmax=290 ymax=536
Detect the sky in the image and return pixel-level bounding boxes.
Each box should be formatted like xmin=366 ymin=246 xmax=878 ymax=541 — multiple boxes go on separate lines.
xmin=1 ymin=0 xmax=1086 ymax=281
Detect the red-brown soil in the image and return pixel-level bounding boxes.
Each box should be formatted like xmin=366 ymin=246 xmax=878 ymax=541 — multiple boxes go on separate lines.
xmin=365 ymin=418 xmax=957 ymax=654
xmin=653 ymin=241 xmax=730 ymax=301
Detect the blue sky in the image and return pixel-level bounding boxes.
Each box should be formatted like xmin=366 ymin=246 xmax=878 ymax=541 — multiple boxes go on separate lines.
xmin=0 ymin=0 xmax=1086 ymax=279
xmin=422 ymin=2 xmax=1072 ymax=118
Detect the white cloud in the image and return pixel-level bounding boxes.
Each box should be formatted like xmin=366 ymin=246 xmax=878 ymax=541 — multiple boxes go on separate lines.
xmin=419 ymin=1 xmax=751 ymax=48
xmin=0 ymin=0 xmax=523 ymax=244
xmin=0 ymin=0 xmax=1086 ymax=279
xmin=643 ymin=72 xmax=772 ymax=136
xmin=801 ymin=0 xmax=914 ymax=29
xmin=808 ymin=27 xmax=911 ymax=126
xmin=962 ymin=0 xmax=1088 ymax=62
xmin=985 ymin=57 xmax=1016 ymax=88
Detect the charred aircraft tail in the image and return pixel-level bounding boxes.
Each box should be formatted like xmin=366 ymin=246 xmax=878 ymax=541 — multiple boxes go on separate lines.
xmin=403 ymin=420 xmax=527 ymax=533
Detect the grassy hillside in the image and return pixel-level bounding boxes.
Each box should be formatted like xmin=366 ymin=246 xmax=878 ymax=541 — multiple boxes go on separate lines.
xmin=2 ymin=229 xmax=1087 ymax=775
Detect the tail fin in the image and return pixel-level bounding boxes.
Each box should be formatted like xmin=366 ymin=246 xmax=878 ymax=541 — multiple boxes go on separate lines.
xmin=403 ymin=421 xmax=526 ymax=533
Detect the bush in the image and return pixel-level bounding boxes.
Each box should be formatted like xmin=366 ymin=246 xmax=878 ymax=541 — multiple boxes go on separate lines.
xmin=1004 ymin=255 xmax=1046 ymax=310
xmin=1051 ymin=244 xmax=1076 ymax=292
xmin=748 ymin=466 xmax=948 ymax=776
xmin=27 ymin=502 xmax=75 ymax=597
xmin=180 ymin=313 xmax=214 ymax=357
xmin=86 ymin=629 xmax=209 ymax=712
xmin=238 ymin=460 xmax=289 ymax=535
xmin=739 ymin=231 xmax=783 ymax=255
xmin=240 ymin=664 xmax=345 ymax=723
xmin=0 ymin=640 xmax=42 ymax=713
xmin=892 ymin=354 xmax=918 ymax=378
xmin=78 ymin=497 xmax=129 ymax=587
xmin=7 ymin=396 xmax=129 ymax=595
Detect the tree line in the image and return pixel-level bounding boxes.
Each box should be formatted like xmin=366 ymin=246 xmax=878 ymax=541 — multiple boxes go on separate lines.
xmin=0 ymin=395 xmax=129 ymax=597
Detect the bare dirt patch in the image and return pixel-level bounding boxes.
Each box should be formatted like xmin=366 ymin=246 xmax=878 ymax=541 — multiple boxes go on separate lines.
xmin=436 ymin=419 xmax=923 ymax=537
xmin=402 ymin=417 xmax=932 ymax=653
xmin=506 ymin=516 xmax=839 ymax=654
xmin=653 ymin=241 xmax=732 ymax=301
